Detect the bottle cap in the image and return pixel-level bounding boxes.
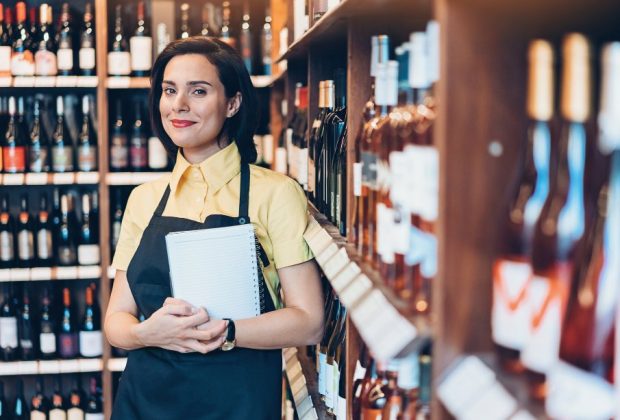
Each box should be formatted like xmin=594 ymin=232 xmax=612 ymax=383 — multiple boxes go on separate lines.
xmin=561 ymin=33 xmax=591 ymax=122
xmin=598 ymin=42 xmax=620 ymax=153
xmin=527 ymin=39 xmax=554 ymax=121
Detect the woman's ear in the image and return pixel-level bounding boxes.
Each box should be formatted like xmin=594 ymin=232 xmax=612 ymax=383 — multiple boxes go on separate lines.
xmin=227 ymin=92 xmax=242 ymax=118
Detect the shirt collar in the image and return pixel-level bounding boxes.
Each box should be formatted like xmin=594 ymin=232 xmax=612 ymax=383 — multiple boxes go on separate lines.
xmin=170 ymin=142 xmax=241 ymax=194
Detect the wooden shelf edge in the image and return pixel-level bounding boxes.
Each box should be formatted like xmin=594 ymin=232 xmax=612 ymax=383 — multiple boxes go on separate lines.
xmin=251 ymin=71 xmax=286 ymax=88
xmin=0 ymin=265 xmax=102 ymax=282
xmin=106 ymin=77 xmax=150 ymax=89
xmin=107 ymin=357 xmax=128 ymax=372
xmin=0 ymin=358 xmax=104 ymax=376
xmin=305 ymin=207 xmax=431 ymax=361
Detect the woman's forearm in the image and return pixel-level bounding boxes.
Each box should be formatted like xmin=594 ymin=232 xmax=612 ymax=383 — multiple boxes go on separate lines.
xmin=104 ymin=312 xmax=144 ymax=351
xmin=235 ymin=307 xmax=324 ymax=350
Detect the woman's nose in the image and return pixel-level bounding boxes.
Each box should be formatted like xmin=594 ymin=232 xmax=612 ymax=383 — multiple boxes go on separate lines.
xmin=172 ymin=92 xmax=190 ymax=113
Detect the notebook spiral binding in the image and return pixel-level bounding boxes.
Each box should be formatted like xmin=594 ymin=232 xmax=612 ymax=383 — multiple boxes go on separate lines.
xmin=251 ymin=227 xmax=267 ymax=314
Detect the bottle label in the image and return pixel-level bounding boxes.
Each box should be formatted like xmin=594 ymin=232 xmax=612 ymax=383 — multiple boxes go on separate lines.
xmin=57 ymin=49 xmax=74 ymax=71
xmin=325 ymin=361 xmax=335 ymax=409
xmin=40 ymin=332 xmax=57 ymax=354
xmin=0 ymin=231 xmax=14 ymax=261
xmin=68 ymin=408 xmax=85 ymax=420
xmin=31 ymin=411 xmax=46 ymax=420
xmin=110 ymin=137 xmax=129 ymax=169
xmin=307 ymin=158 xmax=316 ymax=193
xmin=58 ymin=246 xmax=77 ymax=266
xmin=361 ymin=151 xmax=378 ymax=189
xmin=85 ymin=414 xmax=104 ymax=420
xmin=262 ymin=134 xmax=274 ymax=165
xmin=274 ymin=147 xmax=287 ymax=174
xmin=59 ymin=333 xmax=78 ymax=358
xmin=332 ymin=361 xmax=340 ymax=412
xmin=29 ymin=145 xmax=49 ymax=173
xmin=0 ymin=46 xmax=11 ymax=74
xmin=78 ymin=146 xmax=97 ymax=172
xmin=130 ymin=36 xmax=153 ymax=71
xmin=79 ymin=48 xmax=96 ymax=70
xmin=546 ymin=360 xmax=615 ymax=419
xmin=298 ymin=148 xmax=309 ymax=186
xmin=318 ymin=352 xmax=327 ymax=395
xmin=419 ymin=146 xmax=440 ymax=222
xmin=3 ymin=146 xmax=27 ymax=172
xmin=52 ymin=146 xmax=74 ymax=172
xmin=520 ymin=264 xmax=572 ymax=374
xmin=20 ymin=338 xmax=33 ymax=350
xmin=148 ymin=137 xmax=168 ymax=169
xmin=337 ymin=396 xmax=347 ymax=419
xmin=389 ymin=150 xmax=409 ymax=209
xmin=392 ymin=207 xmax=410 ymax=254
xmin=376 ymin=203 xmax=394 ymax=263
xmin=376 ymin=157 xmax=391 ymax=192
xmin=0 ymin=317 xmax=18 ymax=348
xmin=78 ymin=244 xmax=101 ymax=266
xmin=79 ymin=330 xmax=103 ymax=357
xmin=353 ymin=360 xmax=366 ymax=381
xmin=37 ymin=229 xmax=53 ymax=260
xmin=10 ymin=51 xmax=35 ymax=76
xmin=35 ymin=50 xmax=58 ymax=76
xmin=130 ymin=144 xmax=148 ymax=169
xmin=353 ymin=162 xmax=362 ymax=197
xmin=17 ymin=229 xmax=34 ymax=261
xmin=492 ymin=257 xmax=533 ymax=351
xmin=49 ymin=409 xmax=68 ymax=420
xmin=107 ymin=51 xmax=131 ymax=76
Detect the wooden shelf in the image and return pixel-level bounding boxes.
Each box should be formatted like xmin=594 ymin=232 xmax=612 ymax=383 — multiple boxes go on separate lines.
xmin=304 ymin=208 xmax=431 ymax=362
xmin=0 ymin=76 xmax=99 ymax=88
xmin=106 ymin=76 xmax=151 ymax=89
xmin=252 ymin=71 xmax=287 ymax=88
xmin=0 ymin=172 xmax=100 ymax=186
xmin=0 ymin=359 xmax=103 ymax=376
xmin=0 ymin=266 xmax=102 ymax=282
xmin=105 ymin=172 xmax=170 ymax=185
xmin=283 ymin=347 xmax=324 ymax=420
xmin=437 ymin=353 xmax=546 ymax=419
xmin=107 ymin=358 xmax=127 ymax=372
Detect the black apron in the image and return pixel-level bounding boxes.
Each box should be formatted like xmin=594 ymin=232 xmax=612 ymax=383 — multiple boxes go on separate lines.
xmin=112 ymin=163 xmax=281 ymax=420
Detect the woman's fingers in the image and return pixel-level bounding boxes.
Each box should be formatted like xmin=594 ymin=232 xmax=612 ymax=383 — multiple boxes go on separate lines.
xmin=185 ymin=320 xmax=227 ymax=341
xmin=163 ymin=297 xmax=194 ymax=308
xmin=163 ymin=303 xmax=196 ymax=316
xmin=180 ymin=308 xmax=210 ymax=328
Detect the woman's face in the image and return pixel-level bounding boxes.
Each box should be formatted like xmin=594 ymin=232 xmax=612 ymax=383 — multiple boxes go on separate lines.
xmin=159 ymin=54 xmax=240 ymax=162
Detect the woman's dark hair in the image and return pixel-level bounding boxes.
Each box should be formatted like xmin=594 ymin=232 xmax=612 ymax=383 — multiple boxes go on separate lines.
xmin=149 ymin=36 xmax=258 ymax=163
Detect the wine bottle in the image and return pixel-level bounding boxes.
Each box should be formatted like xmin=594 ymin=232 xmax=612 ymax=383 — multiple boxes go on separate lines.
xmin=293 ymin=85 xmax=309 ymax=189
xmin=0 ymin=381 xmax=6 ymax=420
xmin=0 ymin=285 xmax=18 ymax=361
xmin=50 ymin=189 xmax=62 ymax=255
xmin=67 ymin=377 xmax=84 ymax=420
xmin=27 ymin=6 xmax=38 ymax=52
xmin=13 ymin=379 xmax=28 ymax=420
xmin=239 ymin=11 xmax=252 ymax=73
xmin=84 ymin=376 xmax=103 ymax=420
xmin=130 ymin=100 xmax=148 ymax=171
xmin=395 ymin=353 xmax=421 ymax=420
xmin=108 ymin=5 xmax=130 ymax=76
xmin=380 ymin=361 xmax=403 ymax=419
xmin=0 ymin=195 xmax=14 ymax=269
xmin=18 ymin=285 xmax=34 ymax=360
xmin=56 ymin=3 xmax=73 ymax=76
xmin=308 ymin=81 xmax=327 ymax=202
xmin=415 ymin=355 xmax=432 ymax=419
xmin=325 ymin=69 xmax=347 ymax=224
xmin=318 ymin=296 xmax=341 ymax=397
xmin=16 ymin=194 xmax=34 ymax=268
xmin=360 ymin=360 xmax=388 ymax=419
xmin=335 ymin=339 xmax=347 ymax=420
xmin=30 ymin=377 xmax=50 ymax=420
xmin=52 ymin=96 xmax=74 ymax=173
xmin=77 ymin=96 xmax=97 ymax=172
xmin=79 ymin=3 xmax=96 ymax=76
xmin=200 ymin=4 xmax=212 ymax=37
xmin=10 ymin=2 xmax=34 ymax=76
xmin=110 ymin=100 xmax=129 ymax=171
xmin=34 ymin=3 xmax=57 ymax=77
xmin=57 ymin=194 xmax=77 ymax=266
xmin=39 ymin=287 xmax=57 ymax=360
xmin=130 ymin=0 xmax=152 ymax=77
xmin=111 ymin=189 xmax=123 ymax=252
xmin=179 ymin=4 xmax=190 ymax=39
xmin=59 ymin=287 xmax=78 ymax=359
xmin=325 ymin=306 xmax=346 ymax=413
xmin=77 ymin=193 xmax=99 ymax=266
xmin=261 ymin=11 xmax=272 ymax=76
xmin=0 ymin=5 xmax=12 ymax=77
xmin=219 ymin=2 xmax=234 ymax=47
xmin=522 ymin=33 xmax=592 ymax=399
xmin=35 ymin=193 xmax=53 ymax=266
xmin=3 ymin=96 xmax=27 ymax=174
xmin=49 ymin=376 xmax=67 ymax=420
xmin=79 ymin=286 xmax=102 ymax=358
xmin=29 ymin=99 xmax=50 ymax=173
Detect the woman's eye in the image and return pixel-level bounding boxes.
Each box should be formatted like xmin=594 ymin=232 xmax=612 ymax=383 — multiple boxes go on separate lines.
xmin=163 ymin=87 xmax=176 ymax=95
xmin=192 ymin=88 xmax=207 ymax=95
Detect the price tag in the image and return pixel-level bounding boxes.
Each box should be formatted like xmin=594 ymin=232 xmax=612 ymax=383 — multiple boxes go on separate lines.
xmin=0 ymin=77 xmax=11 ymax=87
xmin=55 ymin=266 xmax=78 ymax=280
xmin=18 ymin=361 xmax=39 ymax=374
xmin=55 ymin=76 xmax=78 ymax=87
xmin=38 ymin=360 xmax=61 ymax=374
xmin=316 ymin=243 xmax=339 ymax=267
xmin=0 ymin=362 xmax=21 ymax=375
xmin=76 ymin=172 xmax=100 ymax=184
xmin=461 ymin=381 xmax=517 ymax=420
xmin=10 ymin=268 xmax=30 ymax=281
xmin=13 ymin=76 xmax=35 ymax=87
xmin=437 ymin=356 xmax=496 ymax=416
xmin=78 ymin=265 xmax=101 ymax=279
xmin=79 ymin=358 xmax=103 ymax=372
xmin=331 ymin=262 xmax=362 ymax=293
xmin=107 ymin=76 xmax=131 ymax=88
xmin=76 ymin=76 xmax=98 ymax=87
xmin=25 ymin=173 xmax=49 ymax=185
xmin=339 ymin=275 xmax=372 ymax=308
xmin=0 ymin=270 xmax=10 ymax=282
xmin=59 ymin=359 xmax=81 ymax=373
xmin=3 ymin=173 xmax=25 ymax=185
xmin=52 ymin=172 xmax=75 ymax=185
xmin=34 ymin=76 xmax=56 ymax=87
xmin=30 ymin=267 xmax=52 ymax=281
xmin=322 ymin=247 xmax=350 ymax=280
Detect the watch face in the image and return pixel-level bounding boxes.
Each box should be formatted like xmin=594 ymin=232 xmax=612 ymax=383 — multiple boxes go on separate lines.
xmin=221 ymin=341 xmax=235 ymax=351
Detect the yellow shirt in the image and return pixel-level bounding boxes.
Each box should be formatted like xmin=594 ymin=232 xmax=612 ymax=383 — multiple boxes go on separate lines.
xmin=111 ymin=142 xmax=314 ymax=307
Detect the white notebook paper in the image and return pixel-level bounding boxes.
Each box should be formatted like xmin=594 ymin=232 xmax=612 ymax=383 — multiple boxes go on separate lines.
xmin=165 ymin=223 xmax=261 ymax=320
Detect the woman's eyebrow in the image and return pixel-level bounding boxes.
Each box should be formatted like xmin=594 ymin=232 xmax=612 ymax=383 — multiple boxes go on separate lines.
xmin=162 ymin=80 xmax=213 ymax=87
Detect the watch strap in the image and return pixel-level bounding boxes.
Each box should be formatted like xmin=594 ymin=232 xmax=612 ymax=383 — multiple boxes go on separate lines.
xmin=223 ymin=318 xmax=235 ymax=342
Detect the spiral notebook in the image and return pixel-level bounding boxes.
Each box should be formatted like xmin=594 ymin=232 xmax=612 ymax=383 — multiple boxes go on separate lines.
xmin=165 ymin=224 xmax=261 ymax=320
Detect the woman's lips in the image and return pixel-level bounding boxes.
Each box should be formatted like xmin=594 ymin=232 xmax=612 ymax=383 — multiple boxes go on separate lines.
xmin=171 ymin=119 xmax=197 ymax=128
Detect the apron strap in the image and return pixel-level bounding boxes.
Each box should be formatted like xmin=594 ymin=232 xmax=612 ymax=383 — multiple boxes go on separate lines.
xmin=237 ymin=162 xmax=250 ymax=224
xmin=154 ymin=185 xmax=172 ymax=217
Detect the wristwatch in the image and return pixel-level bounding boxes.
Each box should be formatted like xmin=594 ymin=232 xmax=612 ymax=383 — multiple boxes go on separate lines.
xmin=221 ymin=319 xmax=236 ymax=351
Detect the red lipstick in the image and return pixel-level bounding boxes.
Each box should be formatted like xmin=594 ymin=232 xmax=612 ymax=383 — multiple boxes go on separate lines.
xmin=171 ymin=119 xmax=196 ymax=128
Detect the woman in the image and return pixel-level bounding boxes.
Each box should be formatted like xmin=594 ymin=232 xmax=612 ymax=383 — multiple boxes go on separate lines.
xmin=104 ymin=37 xmax=324 ymax=419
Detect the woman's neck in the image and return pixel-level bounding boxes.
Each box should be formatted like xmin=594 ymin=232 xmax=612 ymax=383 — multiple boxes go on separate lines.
xmin=182 ymin=137 xmax=231 ymax=164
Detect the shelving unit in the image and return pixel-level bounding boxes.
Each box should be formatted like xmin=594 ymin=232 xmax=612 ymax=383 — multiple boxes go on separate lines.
xmin=0 ymin=172 xmax=100 ymax=186
xmin=0 ymin=359 xmax=103 ymax=376
xmin=0 ymin=266 xmax=102 ymax=282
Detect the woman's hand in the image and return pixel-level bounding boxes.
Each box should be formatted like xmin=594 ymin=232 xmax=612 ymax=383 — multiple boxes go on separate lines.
xmin=132 ymin=298 xmax=226 ymax=354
